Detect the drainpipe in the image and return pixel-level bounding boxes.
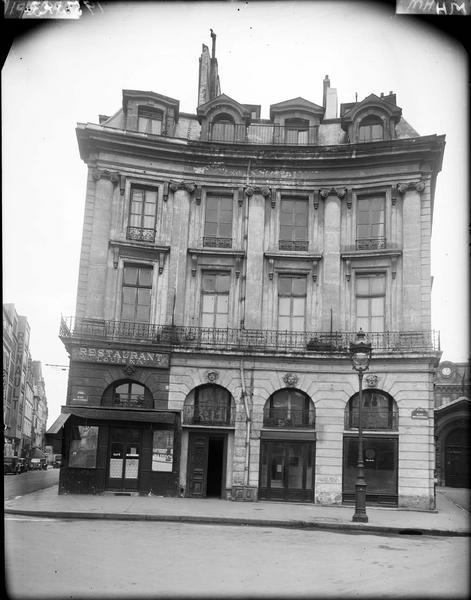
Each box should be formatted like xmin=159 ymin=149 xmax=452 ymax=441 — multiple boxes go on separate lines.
xmin=239 ymin=358 xmax=251 ymax=487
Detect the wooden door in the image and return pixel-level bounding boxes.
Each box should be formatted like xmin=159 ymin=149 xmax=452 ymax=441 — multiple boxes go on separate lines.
xmin=187 ymin=433 xmax=209 ymax=497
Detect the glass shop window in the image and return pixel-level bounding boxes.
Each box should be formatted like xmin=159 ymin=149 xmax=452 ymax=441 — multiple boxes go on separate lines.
xmin=69 ymin=425 xmax=99 ymax=468
xmin=345 ymin=390 xmax=398 ymax=430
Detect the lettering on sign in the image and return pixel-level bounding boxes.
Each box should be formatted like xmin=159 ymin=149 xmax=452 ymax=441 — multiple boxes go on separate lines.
xmin=71 ymin=346 xmax=169 ymax=368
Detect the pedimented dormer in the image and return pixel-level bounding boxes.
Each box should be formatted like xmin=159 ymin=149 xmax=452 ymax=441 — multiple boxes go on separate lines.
xmin=122 ymin=90 xmax=180 ymax=137
xmin=340 ymin=93 xmax=402 ymax=143
xmin=269 ymin=97 xmax=324 ymax=144
xmin=197 ymin=93 xmax=252 ymax=142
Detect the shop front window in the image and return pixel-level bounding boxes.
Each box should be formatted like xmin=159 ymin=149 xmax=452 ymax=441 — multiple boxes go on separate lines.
xmin=345 ymin=390 xmax=398 ymax=430
xmin=69 ymin=425 xmax=99 ymax=468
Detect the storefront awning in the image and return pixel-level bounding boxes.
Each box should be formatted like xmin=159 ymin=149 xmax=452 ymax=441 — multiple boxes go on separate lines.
xmin=46 ymin=413 xmax=71 ymax=435
xmin=62 ymin=406 xmax=178 ymax=425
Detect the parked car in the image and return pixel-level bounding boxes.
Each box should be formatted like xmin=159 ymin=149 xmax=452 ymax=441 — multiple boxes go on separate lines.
xmin=15 ymin=458 xmax=28 ymax=474
xmin=53 ymin=454 xmax=62 ymax=468
xmin=4 ymin=456 xmax=18 ymax=475
xmin=30 ymin=458 xmax=47 ymax=470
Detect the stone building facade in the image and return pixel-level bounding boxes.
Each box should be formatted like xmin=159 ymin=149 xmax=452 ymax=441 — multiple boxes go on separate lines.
xmin=3 ymin=304 xmax=48 ymax=458
xmin=51 ymin=36 xmax=445 ymax=509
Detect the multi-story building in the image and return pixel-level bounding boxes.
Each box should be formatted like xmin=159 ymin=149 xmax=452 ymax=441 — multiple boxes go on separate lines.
xmin=3 ymin=305 xmax=48 ymax=458
xmin=31 ymin=361 xmax=49 ymax=451
xmin=51 ymin=35 xmax=445 ymax=509
xmin=3 ymin=303 xmax=19 ymax=456
xmin=434 ymin=361 xmax=470 ymax=488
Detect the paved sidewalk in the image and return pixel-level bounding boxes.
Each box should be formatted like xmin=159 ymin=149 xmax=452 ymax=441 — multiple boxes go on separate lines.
xmin=4 ymin=485 xmax=470 ymax=536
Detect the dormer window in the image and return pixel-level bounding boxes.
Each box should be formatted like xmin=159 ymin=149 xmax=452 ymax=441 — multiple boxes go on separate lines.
xmin=285 ymin=118 xmax=310 ymax=145
xmin=137 ymin=106 xmax=163 ymax=135
xmin=211 ymin=114 xmax=236 ymax=142
xmin=358 ymin=115 xmax=383 ymax=142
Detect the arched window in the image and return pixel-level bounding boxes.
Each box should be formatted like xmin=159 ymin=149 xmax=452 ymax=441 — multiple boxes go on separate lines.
xmin=211 ymin=114 xmax=236 ymax=142
xmin=263 ymin=389 xmax=315 ymax=428
xmin=183 ymin=384 xmax=234 ymax=425
xmin=345 ymin=390 xmax=398 ymax=430
xmin=101 ymin=380 xmax=153 ymax=409
xmin=358 ymin=115 xmax=383 ymax=142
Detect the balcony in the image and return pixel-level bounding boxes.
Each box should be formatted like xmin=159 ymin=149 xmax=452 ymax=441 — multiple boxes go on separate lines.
xmin=208 ymin=123 xmax=318 ymax=145
xmin=113 ymin=394 xmax=145 ymax=409
xmin=263 ymin=407 xmax=315 ymax=428
xmin=355 ymin=237 xmax=386 ymax=250
xmin=182 ymin=401 xmax=235 ymax=426
xmin=203 ymin=236 xmax=233 ymax=249
xmin=279 ymin=240 xmax=309 ymax=252
xmin=60 ymin=317 xmax=440 ymax=354
xmin=126 ymin=226 xmax=156 ymax=243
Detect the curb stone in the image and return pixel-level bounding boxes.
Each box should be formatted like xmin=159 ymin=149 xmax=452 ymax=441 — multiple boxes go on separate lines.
xmin=4 ymin=508 xmax=470 ymax=537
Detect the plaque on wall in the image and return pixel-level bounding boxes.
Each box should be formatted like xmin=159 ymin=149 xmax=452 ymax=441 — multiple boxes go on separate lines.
xmin=411 ymin=407 xmax=429 ymax=419
xmin=152 ymin=430 xmax=174 ymax=472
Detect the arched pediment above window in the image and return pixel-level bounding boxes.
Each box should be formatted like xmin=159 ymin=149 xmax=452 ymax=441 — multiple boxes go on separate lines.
xmin=197 ymin=93 xmax=251 ymax=124
xmin=341 ymin=93 xmax=402 ymax=142
xmin=269 ymin=97 xmax=324 ymax=121
xmin=197 ymin=94 xmax=251 ymax=142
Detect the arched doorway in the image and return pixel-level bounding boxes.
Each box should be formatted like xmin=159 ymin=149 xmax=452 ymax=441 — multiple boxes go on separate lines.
xmin=102 ymin=380 xmax=153 ymax=491
xmin=343 ymin=389 xmax=399 ymax=505
xmin=184 ymin=384 xmax=235 ymax=498
xmin=445 ymin=428 xmax=470 ymax=488
xmin=259 ymin=388 xmax=316 ymax=502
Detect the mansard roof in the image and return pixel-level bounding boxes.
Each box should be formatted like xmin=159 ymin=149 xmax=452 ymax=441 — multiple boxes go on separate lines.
xmin=269 ymin=97 xmax=325 ymax=119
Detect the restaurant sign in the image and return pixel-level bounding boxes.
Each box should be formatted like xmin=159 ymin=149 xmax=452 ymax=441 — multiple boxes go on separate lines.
xmin=72 ymin=346 xmax=169 ymax=368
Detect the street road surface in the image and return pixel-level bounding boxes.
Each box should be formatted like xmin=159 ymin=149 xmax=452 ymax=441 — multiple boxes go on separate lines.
xmin=5 ymin=517 xmax=469 ymax=598
xmin=4 ymin=467 xmax=60 ymax=500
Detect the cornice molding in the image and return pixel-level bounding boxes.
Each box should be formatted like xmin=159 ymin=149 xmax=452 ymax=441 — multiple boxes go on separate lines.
xmin=109 ymin=240 xmax=170 ymax=272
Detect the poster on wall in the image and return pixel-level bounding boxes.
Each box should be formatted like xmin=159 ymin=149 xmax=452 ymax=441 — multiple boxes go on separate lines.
xmin=152 ymin=430 xmax=174 ymax=472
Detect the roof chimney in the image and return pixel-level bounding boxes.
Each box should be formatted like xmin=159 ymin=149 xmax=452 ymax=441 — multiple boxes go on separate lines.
xmin=197 ymin=31 xmax=221 ymax=107
xmin=323 ymin=76 xmax=337 ymax=119
xmin=323 ymin=75 xmax=330 ymax=108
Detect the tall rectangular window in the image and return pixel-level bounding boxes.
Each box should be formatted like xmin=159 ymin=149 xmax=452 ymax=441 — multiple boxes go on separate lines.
xmin=204 ymin=195 xmax=233 ymax=248
xmin=137 ymin=106 xmax=162 ymax=135
xmin=127 ymin=187 xmax=157 ymax=242
xmin=121 ymin=265 xmax=153 ymax=323
xmin=356 ymin=196 xmax=385 ymax=249
xmin=356 ymin=273 xmax=385 ymax=333
xmin=279 ymin=198 xmax=308 ymax=251
xmin=278 ymin=275 xmax=306 ymax=332
xmin=201 ymin=272 xmax=230 ymax=328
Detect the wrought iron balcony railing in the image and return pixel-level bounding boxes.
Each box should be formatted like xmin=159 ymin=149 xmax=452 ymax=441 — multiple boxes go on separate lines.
xmin=126 ymin=226 xmax=156 ymax=243
xmin=60 ymin=317 xmax=440 ymax=354
xmin=355 ymin=237 xmax=386 ymax=250
xmin=203 ymin=236 xmax=233 ymax=249
xmin=207 ymin=123 xmax=318 ymax=145
xmin=263 ymin=407 xmax=315 ymax=428
xmin=182 ymin=402 xmax=235 ymax=426
xmin=279 ymin=240 xmax=309 ymax=252
xmin=113 ymin=394 xmax=145 ymax=408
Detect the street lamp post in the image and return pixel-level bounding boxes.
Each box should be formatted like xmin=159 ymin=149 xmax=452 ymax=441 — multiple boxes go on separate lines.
xmin=349 ymin=328 xmax=372 ymax=523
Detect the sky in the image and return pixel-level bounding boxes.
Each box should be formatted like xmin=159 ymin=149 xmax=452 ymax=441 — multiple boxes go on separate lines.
xmin=2 ymin=1 xmax=469 ymax=427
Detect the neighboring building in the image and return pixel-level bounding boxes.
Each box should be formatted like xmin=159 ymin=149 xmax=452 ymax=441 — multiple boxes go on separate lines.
xmin=32 ymin=361 xmax=49 ymax=451
xmin=51 ymin=35 xmax=445 ymax=509
xmin=3 ymin=304 xmax=48 ymax=458
xmin=434 ymin=361 xmax=470 ymax=488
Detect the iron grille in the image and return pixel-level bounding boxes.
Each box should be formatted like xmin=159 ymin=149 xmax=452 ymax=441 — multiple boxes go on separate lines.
xmin=263 ymin=407 xmax=315 ymax=428
xmin=60 ymin=318 xmax=440 ymax=354
xmin=126 ymin=226 xmax=156 ymax=243
xmin=203 ymin=236 xmax=233 ymax=248
xmin=278 ymin=240 xmax=309 ymax=251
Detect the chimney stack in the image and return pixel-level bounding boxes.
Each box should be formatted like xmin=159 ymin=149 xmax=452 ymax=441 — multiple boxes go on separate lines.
xmin=323 ymin=75 xmax=338 ymax=119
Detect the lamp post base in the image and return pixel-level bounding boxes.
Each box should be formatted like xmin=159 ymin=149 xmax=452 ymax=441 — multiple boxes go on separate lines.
xmin=352 ymin=481 xmax=368 ymax=523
